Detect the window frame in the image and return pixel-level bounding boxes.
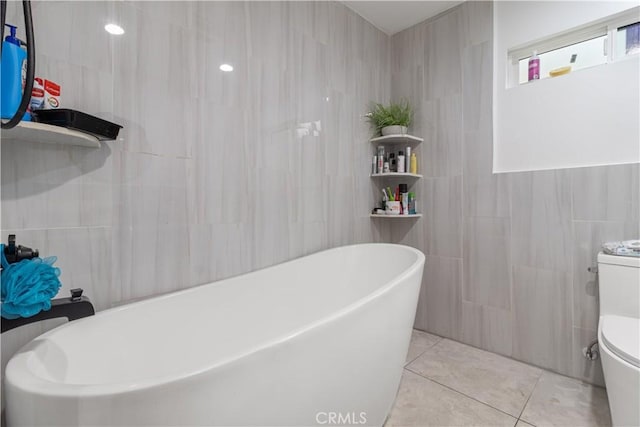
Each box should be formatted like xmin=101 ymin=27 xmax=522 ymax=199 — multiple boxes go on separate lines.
xmin=507 ymin=6 xmax=640 ymax=87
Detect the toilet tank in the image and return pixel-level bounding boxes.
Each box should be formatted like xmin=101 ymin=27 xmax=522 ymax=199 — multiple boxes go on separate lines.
xmin=597 ymin=253 xmax=640 ymax=318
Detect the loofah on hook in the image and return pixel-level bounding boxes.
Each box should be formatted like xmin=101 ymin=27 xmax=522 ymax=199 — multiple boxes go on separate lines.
xmin=0 ymin=244 xmax=62 ymax=319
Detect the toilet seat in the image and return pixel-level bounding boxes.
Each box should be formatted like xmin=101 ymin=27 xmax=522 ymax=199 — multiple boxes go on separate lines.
xmin=601 ymin=315 xmax=640 ymax=368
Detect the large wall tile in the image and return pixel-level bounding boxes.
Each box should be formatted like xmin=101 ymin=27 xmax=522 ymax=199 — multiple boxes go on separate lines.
xmin=460 ymin=1 xmax=492 ymax=46
xmin=1 ymin=141 xmax=113 ymax=230
xmin=571 ymin=163 xmax=640 ymax=223
xmin=415 ymin=255 xmax=462 ymax=340
xmin=480 ymin=304 xmax=513 ymax=356
xmin=512 ymin=265 xmax=572 ymax=374
xmin=426 ymin=176 xmax=463 ymax=258
xmin=116 ymin=152 xmax=189 ymax=228
xmin=460 ymin=300 xmax=483 ymax=348
xmin=113 ymin=3 xmax=199 ymax=158
xmin=188 ymin=223 xmax=255 ymax=287
xmin=113 ymin=223 xmax=190 ymax=303
xmin=510 ymin=170 xmax=573 ymax=272
xmin=424 ymin=95 xmax=463 ymax=178
xmin=462 ymin=41 xmax=492 ymax=133
xmin=391 ymin=65 xmax=424 ymax=111
xmin=463 ymin=216 xmax=511 ymax=310
xmin=68 ymin=1 xmax=113 ymax=71
xmin=461 ymin=301 xmax=513 ymax=357
xmin=463 ymin=130 xmax=510 ymax=217
xmin=391 ymin=22 xmax=427 ymax=75
xmin=423 ymin=7 xmax=464 ymax=100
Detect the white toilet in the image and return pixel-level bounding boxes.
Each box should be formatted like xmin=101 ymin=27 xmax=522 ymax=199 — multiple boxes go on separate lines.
xmin=597 ymin=252 xmax=640 ymax=426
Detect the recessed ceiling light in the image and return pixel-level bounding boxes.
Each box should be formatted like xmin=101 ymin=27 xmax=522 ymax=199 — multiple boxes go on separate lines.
xmin=219 ymin=64 xmax=234 ymax=72
xmin=104 ymin=23 xmax=125 ymax=35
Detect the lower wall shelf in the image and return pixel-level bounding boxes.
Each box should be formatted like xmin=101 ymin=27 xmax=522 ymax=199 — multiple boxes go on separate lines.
xmin=370 ymin=214 xmax=422 ymax=218
xmin=2 ymin=121 xmax=101 ymax=148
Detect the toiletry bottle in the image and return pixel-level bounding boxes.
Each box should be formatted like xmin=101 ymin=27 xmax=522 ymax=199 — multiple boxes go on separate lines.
xmin=408 ymin=192 xmax=416 ymax=214
xmin=399 ymin=183 xmax=408 ymax=215
xmin=410 ymin=153 xmax=417 ymax=174
xmin=377 ymin=146 xmax=385 ymax=174
xmin=528 ymin=51 xmax=540 ymax=81
xmin=405 ymin=147 xmax=411 ymax=173
xmin=383 ymin=161 xmax=390 ymax=173
xmin=397 ymin=151 xmax=405 ymax=173
xmin=372 ymin=156 xmax=377 ymax=175
xmin=389 ymin=153 xmax=396 ymax=172
xmin=1 ymin=24 xmax=30 ymax=121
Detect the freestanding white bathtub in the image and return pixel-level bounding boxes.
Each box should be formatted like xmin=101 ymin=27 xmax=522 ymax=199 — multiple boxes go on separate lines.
xmin=5 ymin=243 xmax=425 ymax=427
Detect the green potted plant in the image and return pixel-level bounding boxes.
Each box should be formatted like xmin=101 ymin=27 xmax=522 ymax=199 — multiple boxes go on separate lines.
xmin=366 ymin=100 xmax=413 ymax=136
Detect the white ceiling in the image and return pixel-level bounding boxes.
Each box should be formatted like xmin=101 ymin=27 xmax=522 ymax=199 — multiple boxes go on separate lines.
xmin=343 ymin=1 xmax=464 ymax=35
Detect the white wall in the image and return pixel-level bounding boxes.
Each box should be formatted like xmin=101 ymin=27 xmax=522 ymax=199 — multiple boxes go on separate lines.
xmin=493 ymin=1 xmax=640 ymax=173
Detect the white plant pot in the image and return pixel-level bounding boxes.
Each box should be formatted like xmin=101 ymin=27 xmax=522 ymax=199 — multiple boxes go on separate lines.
xmin=381 ymin=125 xmax=408 ymax=136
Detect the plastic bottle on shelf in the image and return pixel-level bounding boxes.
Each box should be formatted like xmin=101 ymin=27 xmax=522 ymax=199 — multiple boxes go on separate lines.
xmin=528 ymin=51 xmax=540 ymax=81
xmin=399 ymin=183 xmax=408 ymax=215
xmin=397 ymin=151 xmax=405 ymax=173
xmin=408 ymin=192 xmax=416 ymax=214
xmin=410 ymin=153 xmax=417 ymax=174
xmin=1 ymin=24 xmax=31 ymax=121
xmin=377 ymin=146 xmax=385 ymax=174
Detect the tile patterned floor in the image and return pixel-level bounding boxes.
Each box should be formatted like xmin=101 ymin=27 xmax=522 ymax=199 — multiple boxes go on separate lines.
xmin=386 ymin=330 xmax=612 ymax=427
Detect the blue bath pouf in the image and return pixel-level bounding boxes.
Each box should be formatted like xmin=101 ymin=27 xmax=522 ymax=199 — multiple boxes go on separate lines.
xmin=0 ymin=244 xmax=62 ymax=319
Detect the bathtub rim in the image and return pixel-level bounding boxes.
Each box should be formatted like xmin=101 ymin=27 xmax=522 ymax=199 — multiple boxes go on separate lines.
xmin=5 ymin=243 xmax=425 ymax=398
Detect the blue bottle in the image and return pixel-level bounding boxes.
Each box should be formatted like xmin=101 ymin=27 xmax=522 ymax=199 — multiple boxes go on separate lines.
xmin=1 ymin=24 xmax=31 ymax=121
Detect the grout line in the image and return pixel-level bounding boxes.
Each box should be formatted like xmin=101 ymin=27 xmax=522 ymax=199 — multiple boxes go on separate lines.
xmin=571 ymin=219 xmax=631 ymax=224
xmin=403 ymin=335 xmax=443 ymax=367
xmin=404 ymin=366 xmax=520 ymax=421
xmin=404 ymin=351 xmax=426 ymax=367
xmin=569 ymin=172 xmax=577 ymax=369
xmin=2 ymin=226 xmax=111 ymax=232
xmin=516 ymin=370 xmax=543 ymax=423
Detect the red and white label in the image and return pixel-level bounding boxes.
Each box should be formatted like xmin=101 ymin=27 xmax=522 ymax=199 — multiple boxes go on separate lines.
xmin=30 ymin=77 xmax=45 ymax=111
xmin=44 ymin=80 xmax=61 ymax=97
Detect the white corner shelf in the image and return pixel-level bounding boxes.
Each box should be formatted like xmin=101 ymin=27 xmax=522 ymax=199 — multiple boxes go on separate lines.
xmin=370 ymin=134 xmax=423 ymax=145
xmin=371 ymin=172 xmax=423 ymax=179
xmin=2 ymin=121 xmax=101 ymax=148
xmin=369 ymin=132 xmax=423 ymax=222
xmin=370 ymin=214 xmax=422 ymax=218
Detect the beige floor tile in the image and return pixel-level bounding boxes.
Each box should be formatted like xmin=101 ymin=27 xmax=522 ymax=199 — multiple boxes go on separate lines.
xmin=520 ymin=371 xmax=611 ymax=427
xmin=386 ymin=370 xmax=517 ymax=427
xmin=405 ymin=329 xmax=442 ymax=364
xmin=406 ymin=339 xmax=542 ymax=417
xmin=515 ymin=420 xmax=535 ymax=427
